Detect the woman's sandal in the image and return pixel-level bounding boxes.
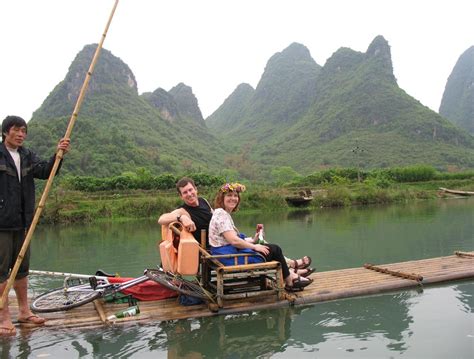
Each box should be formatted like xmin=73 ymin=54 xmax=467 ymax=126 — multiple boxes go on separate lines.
xmin=300 ymin=267 xmax=315 ymax=278
xmin=285 ymin=276 xmax=313 ymax=292
xmin=291 ymin=256 xmax=312 ymax=270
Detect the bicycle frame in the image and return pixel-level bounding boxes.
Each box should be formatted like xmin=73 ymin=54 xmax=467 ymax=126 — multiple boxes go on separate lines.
xmin=64 ymin=275 xmax=150 ymax=296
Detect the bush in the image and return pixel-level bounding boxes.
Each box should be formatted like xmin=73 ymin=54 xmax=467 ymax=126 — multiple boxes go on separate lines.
xmin=291 ymin=167 xmax=364 ymax=186
xmin=434 ymin=170 xmax=474 ymax=180
xmin=364 ymin=171 xmax=393 ymax=188
xmin=62 ymin=171 xmax=226 ymax=192
xmin=385 ymin=165 xmax=436 ymax=182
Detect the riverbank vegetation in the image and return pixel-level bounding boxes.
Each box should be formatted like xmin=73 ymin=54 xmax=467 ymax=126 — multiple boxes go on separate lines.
xmin=40 ymin=165 xmax=474 ymax=224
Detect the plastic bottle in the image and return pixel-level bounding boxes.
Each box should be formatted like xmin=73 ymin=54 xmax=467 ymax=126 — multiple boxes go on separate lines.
xmin=107 ymin=305 xmax=140 ymax=321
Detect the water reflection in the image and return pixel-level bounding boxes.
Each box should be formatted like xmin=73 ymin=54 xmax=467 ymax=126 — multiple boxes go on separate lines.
xmin=157 ymin=308 xmax=293 ymax=358
xmin=453 ymin=281 xmax=474 ymax=314
xmin=290 ymin=290 xmax=417 ymax=355
xmin=286 ymin=209 xmax=313 ymax=224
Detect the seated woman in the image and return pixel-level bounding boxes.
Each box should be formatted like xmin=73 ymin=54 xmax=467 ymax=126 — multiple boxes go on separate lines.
xmin=208 ymin=182 xmax=313 ymax=291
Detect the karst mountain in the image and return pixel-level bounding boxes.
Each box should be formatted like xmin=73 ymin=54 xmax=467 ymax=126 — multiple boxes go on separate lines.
xmin=439 ymin=45 xmax=474 ymax=135
xmin=26 ymin=37 xmax=474 ymax=178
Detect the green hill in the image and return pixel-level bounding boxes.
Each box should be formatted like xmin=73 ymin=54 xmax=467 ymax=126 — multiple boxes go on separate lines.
xmin=25 ymin=38 xmax=474 ymax=180
xmin=439 ymin=45 xmax=474 ymax=134
xmin=208 ymin=43 xmax=322 ymax=146
xmin=206 ymin=83 xmax=255 ymax=132
xmin=208 ymin=36 xmax=474 ymax=173
xmin=27 ymin=45 xmax=226 ymax=177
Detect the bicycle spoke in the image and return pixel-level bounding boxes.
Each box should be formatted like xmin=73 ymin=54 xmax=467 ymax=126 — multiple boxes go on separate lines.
xmin=31 ymin=286 xmax=101 ymax=313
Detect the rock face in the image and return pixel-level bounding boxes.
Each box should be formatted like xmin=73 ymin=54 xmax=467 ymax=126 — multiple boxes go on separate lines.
xmin=439 ymin=46 xmax=474 ymax=134
xmin=169 ymin=83 xmax=205 ymax=126
xmin=142 ymin=88 xmax=180 ymax=122
xmin=142 ymin=83 xmax=205 ymax=128
xmin=33 ymin=44 xmax=138 ymax=121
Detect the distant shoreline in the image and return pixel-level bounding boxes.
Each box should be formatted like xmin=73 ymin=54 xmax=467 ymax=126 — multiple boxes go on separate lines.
xmin=39 ymin=178 xmax=474 ymax=225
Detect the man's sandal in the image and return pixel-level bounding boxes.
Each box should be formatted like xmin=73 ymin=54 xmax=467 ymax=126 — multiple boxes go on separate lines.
xmin=18 ymin=315 xmax=46 ymax=327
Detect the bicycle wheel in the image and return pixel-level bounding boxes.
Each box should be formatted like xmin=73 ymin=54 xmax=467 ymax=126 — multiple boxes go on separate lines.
xmin=145 ymin=269 xmax=210 ymax=300
xmin=31 ymin=286 xmax=101 ymax=313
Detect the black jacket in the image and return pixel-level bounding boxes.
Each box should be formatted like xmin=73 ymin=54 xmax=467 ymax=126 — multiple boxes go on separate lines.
xmin=0 ymin=143 xmax=58 ymax=230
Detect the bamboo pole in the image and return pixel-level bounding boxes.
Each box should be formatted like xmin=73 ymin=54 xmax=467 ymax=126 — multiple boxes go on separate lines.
xmin=454 ymin=251 xmax=474 ymax=258
xmin=364 ymin=263 xmax=423 ymax=282
xmin=0 ymin=0 xmax=120 ymax=309
xmin=93 ymin=299 xmax=108 ymax=323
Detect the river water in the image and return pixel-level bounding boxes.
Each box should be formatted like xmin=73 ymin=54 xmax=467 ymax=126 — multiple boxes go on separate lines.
xmin=1 ymin=198 xmax=473 ymax=358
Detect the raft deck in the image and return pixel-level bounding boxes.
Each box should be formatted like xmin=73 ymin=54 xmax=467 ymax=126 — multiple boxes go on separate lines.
xmin=10 ymin=251 xmax=474 ymax=330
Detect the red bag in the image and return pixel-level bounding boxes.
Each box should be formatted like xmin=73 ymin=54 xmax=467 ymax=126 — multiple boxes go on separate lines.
xmin=108 ymin=277 xmax=177 ymax=301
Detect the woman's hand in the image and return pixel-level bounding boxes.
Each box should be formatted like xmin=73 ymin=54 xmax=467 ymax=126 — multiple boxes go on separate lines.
xmin=253 ymin=244 xmax=269 ymax=256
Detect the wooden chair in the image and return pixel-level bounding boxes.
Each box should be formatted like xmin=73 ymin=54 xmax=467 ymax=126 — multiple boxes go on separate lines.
xmin=197 ymin=227 xmax=285 ymax=308
xmin=162 ymin=222 xmax=285 ymax=308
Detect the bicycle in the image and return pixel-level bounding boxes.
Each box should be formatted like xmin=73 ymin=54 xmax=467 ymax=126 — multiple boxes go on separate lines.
xmin=31 ymin=268 xmax=213 ymax=313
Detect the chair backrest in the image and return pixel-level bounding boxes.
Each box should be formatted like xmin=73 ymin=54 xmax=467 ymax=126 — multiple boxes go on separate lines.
xmin=159 ymin=222 xmax=200 ymax=275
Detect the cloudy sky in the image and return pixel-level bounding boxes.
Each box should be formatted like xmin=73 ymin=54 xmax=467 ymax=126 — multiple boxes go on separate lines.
xmin=0 ymin=0 xmax=472 ymax=121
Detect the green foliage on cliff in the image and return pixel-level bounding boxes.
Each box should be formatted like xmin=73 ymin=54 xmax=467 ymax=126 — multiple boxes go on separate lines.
xmin=208 ymin=37 xmax=474 ymax=173
xmin=439 ymin=46 xmax=474 ymax=134
xmin=25 ymin=39 xmax=474 ymax=181
xmin=27 ymin=45 xmax=226 ymax=177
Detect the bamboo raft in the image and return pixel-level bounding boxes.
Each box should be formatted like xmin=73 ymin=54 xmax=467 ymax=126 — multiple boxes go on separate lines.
xmin=9 ymin=251 xmax=474 ymax=330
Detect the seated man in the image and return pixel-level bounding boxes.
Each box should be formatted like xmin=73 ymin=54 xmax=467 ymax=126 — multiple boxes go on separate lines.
xmin=158 ymin=177 xmax=212 ymax=244
xmin=157 ymin=177 xmax=314 ymax=275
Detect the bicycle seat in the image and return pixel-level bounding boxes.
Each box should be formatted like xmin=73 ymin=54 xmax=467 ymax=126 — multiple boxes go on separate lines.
xmin=95 ymin=269 xmax=116 ymax=277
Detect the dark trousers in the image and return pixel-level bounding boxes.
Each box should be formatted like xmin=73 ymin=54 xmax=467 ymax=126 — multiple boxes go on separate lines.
xmin=0 ymin=229 xmax=29 ymax=282
xmin=263 ymin=243 xmax=290 ymax=279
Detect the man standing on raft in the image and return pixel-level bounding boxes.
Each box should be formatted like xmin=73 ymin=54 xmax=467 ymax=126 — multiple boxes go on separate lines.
xmin=0 ymin=115 xmax=70 ymax=336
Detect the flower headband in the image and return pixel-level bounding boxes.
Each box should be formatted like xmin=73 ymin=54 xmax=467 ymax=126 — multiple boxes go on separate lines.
xmin=220 ymin=182 xmax=246 ymax=193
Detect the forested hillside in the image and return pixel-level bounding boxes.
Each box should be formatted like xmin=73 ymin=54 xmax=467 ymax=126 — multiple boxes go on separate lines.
xmin=439 ymin=45 xmax=474 ymax=135
xmin=27 ymin=45 xmax=226 ymax=177
xmin=207 ymin=36 xmax=474 ymax=174
xmin=24 ymin=38 xmax=474 ymax=180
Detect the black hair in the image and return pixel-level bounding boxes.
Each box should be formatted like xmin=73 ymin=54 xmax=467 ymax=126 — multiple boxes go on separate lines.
xmin=2 ymin=115 xmax=27 ymax=141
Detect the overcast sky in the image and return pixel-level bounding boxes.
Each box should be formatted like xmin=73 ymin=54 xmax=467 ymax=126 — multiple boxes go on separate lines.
xmin=0 ymin=0 xmax=473 ymax=122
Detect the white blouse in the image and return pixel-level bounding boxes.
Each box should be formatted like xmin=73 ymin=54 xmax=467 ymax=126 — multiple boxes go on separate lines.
xmin=208 ymin=208 xmax=238 ymax=247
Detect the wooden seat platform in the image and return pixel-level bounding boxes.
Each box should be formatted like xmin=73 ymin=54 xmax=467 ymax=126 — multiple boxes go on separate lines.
xmin=8 ymin=251 xmax=474 ymax=330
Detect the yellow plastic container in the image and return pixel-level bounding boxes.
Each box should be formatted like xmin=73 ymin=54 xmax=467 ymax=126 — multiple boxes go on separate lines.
xmin=177 ymin=238 xmax=199 ymax=275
